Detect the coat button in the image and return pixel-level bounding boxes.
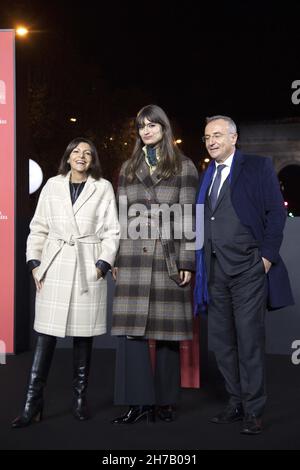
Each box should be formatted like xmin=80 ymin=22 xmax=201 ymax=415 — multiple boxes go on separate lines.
xmin=143 ymin=247 xmax=147 ymax=253
xmin=211 ymin=216 xmax=215 ymax=221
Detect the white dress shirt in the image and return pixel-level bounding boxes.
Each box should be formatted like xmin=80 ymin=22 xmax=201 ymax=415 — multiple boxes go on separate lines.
xmin=209 ymin=152 xmax=234 ymax=198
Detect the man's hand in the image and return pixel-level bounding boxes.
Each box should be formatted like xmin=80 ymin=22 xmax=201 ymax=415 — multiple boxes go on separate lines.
xmin=262 ymin=257 xmax=272 ymax=274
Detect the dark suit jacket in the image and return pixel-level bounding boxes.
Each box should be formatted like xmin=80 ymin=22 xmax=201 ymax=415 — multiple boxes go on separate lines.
xmin=204 ymin=149 xmax=294 ymax=310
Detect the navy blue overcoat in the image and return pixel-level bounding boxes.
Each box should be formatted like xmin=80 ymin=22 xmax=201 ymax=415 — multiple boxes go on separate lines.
xmin=204 ymin=149 xmax=294 ymax=310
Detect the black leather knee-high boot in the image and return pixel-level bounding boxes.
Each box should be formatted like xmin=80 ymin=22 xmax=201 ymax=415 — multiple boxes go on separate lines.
xmin=72 ymin=337 xmax=93 ymax=420
xmin=12 ymin=334 xmax=57 ymax=428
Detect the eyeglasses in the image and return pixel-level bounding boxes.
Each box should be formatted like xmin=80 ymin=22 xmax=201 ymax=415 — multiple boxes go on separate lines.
xmin=202 ymin=132 xmax=235 ymax=143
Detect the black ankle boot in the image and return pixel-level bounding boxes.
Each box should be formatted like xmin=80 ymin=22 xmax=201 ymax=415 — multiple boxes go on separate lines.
xmin=12 ymin=334 xmax=56 ymax=428
xmin=111 ymin=405 xmax=155 ymax=425
xmin=72 ymin=337 xmax=93 ymax=421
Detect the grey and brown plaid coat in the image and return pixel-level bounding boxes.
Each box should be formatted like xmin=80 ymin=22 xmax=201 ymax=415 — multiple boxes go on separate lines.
xmin=27 ymin=173 xmax=120 ymax=337
xmin=111 ymin=155 xmax=199 ymax=341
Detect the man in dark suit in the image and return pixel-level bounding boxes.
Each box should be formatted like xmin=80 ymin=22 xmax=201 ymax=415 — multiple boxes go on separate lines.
xmin=195 ymin=115 xmax=294 ymax=434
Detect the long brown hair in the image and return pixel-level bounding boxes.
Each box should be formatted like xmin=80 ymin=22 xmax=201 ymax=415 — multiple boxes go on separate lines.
xmin=125 ymin=104 xmax=183 ymax=182
xmin=58 ymin=137 xmax=102 ymax=180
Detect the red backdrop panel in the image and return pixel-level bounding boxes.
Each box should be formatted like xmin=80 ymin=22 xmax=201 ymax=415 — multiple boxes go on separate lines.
xmin=149 ymin=317 xmax=200 ymax=389
xmin=0 ymin=30 xmax=15 ymax=354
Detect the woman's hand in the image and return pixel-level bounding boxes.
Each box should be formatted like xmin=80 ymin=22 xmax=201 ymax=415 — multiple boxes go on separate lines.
xmin=179 ymin=270 xmax=192 ymax=286
xmin=96 ymin=268 xmax=103 ymax=280
xmin=32 ymin=267 xmax=43 ymax=292
xmin=112 ymin=267 xmax=118 ymax=281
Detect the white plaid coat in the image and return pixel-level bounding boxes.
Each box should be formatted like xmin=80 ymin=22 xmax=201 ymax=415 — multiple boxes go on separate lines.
xmin=26 ymin=172 xmax=120 ymax=337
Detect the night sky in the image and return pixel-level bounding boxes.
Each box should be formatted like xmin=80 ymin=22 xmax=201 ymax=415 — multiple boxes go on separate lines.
xmin=2 ymin=0 xmax=300 ymax=161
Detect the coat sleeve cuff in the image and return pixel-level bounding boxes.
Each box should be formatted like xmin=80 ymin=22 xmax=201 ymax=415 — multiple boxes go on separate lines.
xmin=27 ymin=259 xmax=41 ymax=272
xmin=95 ymin=259 xmax=111 ymax=277
xmin=178 ymin=261 xmax=195 ymax=272
xmin=260 ymin=248 xmax=278 ymax=264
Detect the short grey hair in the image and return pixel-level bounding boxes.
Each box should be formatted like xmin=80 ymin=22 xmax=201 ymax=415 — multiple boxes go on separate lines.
xmin=205 ymin=115 xmax=237 ymax=134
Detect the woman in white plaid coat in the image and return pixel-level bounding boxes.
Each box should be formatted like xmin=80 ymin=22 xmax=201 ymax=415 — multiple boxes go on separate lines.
xmin=111 ymin=105 xmax=198 ymax=424
xmin=12 ymin=138 xmax=120 ymax=428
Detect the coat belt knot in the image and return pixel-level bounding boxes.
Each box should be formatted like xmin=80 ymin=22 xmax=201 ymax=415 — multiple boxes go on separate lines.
xmin=43 ymin=232 xmax=100 ymax=295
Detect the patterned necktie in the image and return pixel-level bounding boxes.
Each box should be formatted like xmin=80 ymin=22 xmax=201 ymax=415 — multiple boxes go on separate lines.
xmin=209 ymin=164 xmax=226 ymax=210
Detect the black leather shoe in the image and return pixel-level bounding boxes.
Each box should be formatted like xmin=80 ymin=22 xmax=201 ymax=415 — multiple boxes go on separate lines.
xmin=210 ymin=404 xmax=244 ymax=424
xmin=240 ymin=414 xmax=262 ymax=435
xmin=157 ymin=405 xmax=175 ymax=422
xmin=111 ymin=406 xmax=155 ymax=424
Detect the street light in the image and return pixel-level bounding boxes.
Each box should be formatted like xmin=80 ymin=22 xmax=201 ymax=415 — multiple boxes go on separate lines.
xmin=16 ymin=26 xmax=29 ymax=38
xmin=175 ymin=139 xmax=182 ymax=144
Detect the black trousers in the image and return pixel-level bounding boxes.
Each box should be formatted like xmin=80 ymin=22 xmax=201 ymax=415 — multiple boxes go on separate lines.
xmin=114 ymin=336 xmax=180 ymax=406
xmin=208 ymin=255 xmax=267 ymax=416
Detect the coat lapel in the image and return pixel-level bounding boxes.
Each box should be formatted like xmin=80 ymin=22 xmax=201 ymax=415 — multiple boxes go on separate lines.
xmin=136 ymin=158 xmax=154 ymax=189
xmin=149 ymin=165 xmax=163 ymax=186
xmin=135 ymin=158 xmax=162 ymax=189
xmin=208 ymin=150 xmax=245 ymax=211
xmin=230 ymin=150 xmax=245 ymax=193
xmin=73 ymin=175 xmax=96 ymax=215
xmin=206 ymin=151 xmax=244 ymax=212
xmin=61 ymin=173 xmax=96 ymax=231
xmin=212 ymin=177 xmax=230 ymax=212
xmin=62 ymin=173 xmax=78 ymax=231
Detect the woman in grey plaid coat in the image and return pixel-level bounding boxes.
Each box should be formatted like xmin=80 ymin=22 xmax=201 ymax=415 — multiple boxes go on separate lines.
xmin=12 ymin=138 xmax=119 ymax=428
xmin=111 ymin=105 xmax=199 ymax=424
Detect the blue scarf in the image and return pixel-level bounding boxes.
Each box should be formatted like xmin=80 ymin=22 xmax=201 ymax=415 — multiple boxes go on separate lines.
xmin=146 ymin=145 xmax=157 ymax=166
xmin=194 ymin=161 xmax=215 ymax=315
xmin=194 ymin=157 xmax=235 ymax=315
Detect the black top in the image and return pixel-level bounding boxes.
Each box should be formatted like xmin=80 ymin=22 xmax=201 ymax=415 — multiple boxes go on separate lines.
xmin=69 ymin=181 xmax=86 ymax=205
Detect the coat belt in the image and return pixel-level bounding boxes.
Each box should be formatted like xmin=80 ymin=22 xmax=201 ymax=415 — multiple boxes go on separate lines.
xmin=38 ymin=232 xmax=100 ymax=294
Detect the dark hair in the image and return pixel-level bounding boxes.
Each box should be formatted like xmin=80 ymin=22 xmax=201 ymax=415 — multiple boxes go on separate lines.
xmin=58 ymin=137 xmax=102 ymax=179
xmin=125 ymin=104 xmax=182 ymax=182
